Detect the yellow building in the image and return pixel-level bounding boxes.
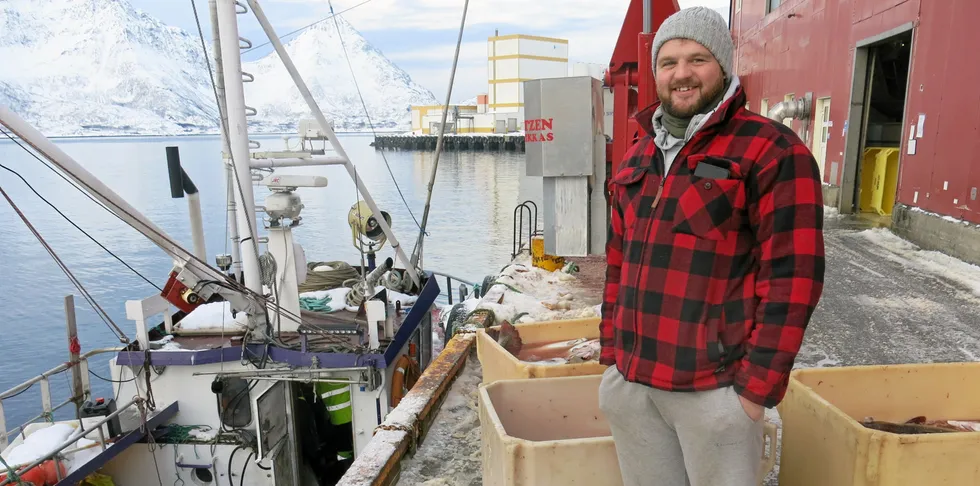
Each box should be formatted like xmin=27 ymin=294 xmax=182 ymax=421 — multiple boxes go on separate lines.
xmin=487 ymin=34 xmax=568 ymax=114
xmin=411 ymin=103 xmax=491 ymax=135
xmin=410 ymin=33 xmax=570 ymax=135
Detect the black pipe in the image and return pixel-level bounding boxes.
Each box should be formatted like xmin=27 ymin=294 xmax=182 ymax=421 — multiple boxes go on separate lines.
xmin=166 ymin=146 xmax=183 ymax=198
xmin=180 ymin=170 xmax=198 ymax=196
xmin=166 ymin=146 xmax=199 ymax=198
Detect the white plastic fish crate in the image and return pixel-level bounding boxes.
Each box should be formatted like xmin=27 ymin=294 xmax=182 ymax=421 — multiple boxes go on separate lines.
xmin=479 ymin=374 xmax=777 ymax=486
xmin=475 ymin=317 xmax=607 ymax=385
xmin=479 ymin=374 xmax=622 ymax=486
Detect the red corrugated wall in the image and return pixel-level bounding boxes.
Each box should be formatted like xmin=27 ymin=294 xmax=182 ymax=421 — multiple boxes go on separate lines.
xmin=731 ymin=0 xmax=980 ymax=224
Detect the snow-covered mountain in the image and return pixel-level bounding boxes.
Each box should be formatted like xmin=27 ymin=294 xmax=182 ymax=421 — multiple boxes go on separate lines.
xmin=0 ymin=0 xmax=437 ymax=136
xmin=242 ymin=17 xmax=438 ymax=132
xmin=0 ymin=0 xmax=220 ymax=137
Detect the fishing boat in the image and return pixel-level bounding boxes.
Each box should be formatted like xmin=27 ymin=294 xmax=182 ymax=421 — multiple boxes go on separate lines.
xmin=0 ymin=0 xmax=474 ymax=484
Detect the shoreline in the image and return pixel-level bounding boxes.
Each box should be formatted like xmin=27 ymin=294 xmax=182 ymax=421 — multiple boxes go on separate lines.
xmin=0 ymin=130 xmax=409 ymax=142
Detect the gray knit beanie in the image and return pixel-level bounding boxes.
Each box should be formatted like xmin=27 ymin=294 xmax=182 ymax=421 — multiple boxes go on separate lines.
xmin=652 ymin=7 xmax=733 ymax=78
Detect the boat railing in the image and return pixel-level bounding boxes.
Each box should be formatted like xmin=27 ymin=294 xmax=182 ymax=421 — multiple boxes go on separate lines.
xmin=0 ymin=393 xmax=149 ymax=486
xmin=0 ymin=347 xmax=123 ymax=454
xmin=428 ymin=271 xmax=475 ymax=306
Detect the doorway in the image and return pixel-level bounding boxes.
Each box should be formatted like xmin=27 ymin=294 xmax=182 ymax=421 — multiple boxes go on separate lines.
xmin=812 ymin=97 xmax=831 ymax=181
xmin=839 ymin=25 xmax=914 ymax=223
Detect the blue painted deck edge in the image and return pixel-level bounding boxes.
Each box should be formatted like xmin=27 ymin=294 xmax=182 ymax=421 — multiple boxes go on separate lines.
xmin=114 ymin=275 xmax=441 ymax=369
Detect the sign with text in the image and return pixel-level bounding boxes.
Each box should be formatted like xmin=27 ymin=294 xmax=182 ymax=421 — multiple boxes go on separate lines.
xmin=524 ymin=118 xmax=555 ymax=142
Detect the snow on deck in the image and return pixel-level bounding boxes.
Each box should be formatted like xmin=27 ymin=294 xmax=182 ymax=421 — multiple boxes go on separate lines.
xmin=395 ymin=354 xmax=484 ymax=486
xmin=395 ymin=217 xmax=980 ymax=486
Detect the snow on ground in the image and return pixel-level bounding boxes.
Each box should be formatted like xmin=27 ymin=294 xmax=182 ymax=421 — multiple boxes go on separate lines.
xmin=823 ymin=205 xmax=842 ymax=219
xmin=908 ymin=206 xmax=980 ymax=229
xmin=855 ymin=228 xmax=980 ymax=298
xmin=452 ymin=256 xmax=602 ymax=331
xmin=395 ymin=353 xmax=484 ymax=486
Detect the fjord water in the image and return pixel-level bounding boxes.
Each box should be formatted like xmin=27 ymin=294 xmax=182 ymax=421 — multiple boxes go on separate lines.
xmin=0 ymin=133 xmax=540 ymax=427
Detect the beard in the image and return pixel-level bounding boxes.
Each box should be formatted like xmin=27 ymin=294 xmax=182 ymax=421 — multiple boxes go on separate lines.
xmin=657 ymin=76 xmax=726 ymax=118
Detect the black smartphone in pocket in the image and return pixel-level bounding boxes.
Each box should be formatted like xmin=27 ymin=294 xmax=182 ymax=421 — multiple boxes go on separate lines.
xmin=693 ymin=161 xmax=730 ymax=179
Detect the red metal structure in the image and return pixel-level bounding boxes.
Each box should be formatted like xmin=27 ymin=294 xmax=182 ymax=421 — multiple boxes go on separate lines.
xmin=731 ymin=0 xmax=980 ymax=226
xmin=604 ymin=0 xmax=680 ymax=176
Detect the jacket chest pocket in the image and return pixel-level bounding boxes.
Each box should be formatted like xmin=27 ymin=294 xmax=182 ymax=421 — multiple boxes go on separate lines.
xmin=672 ymin=156 xmax=747 ymax=241
xmin=612 ymin=166 xmax=657 ymax=238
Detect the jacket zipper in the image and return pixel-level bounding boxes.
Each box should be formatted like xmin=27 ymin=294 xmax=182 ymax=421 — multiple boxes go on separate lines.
xmin=627 ymin=134 xmax=701 ymax=378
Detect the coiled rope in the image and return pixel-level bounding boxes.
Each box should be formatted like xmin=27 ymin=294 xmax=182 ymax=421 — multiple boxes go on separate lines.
xmin=298 ymin=261 xmax=360 ymax=293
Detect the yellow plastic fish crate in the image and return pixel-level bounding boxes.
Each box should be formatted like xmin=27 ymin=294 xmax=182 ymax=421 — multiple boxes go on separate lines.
xmin=777 ymin=362 xmax=980 ymax=486
xmin=476 ymin=317 xmax=608 ymax=385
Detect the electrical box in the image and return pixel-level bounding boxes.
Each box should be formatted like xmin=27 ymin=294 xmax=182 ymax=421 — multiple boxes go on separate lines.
xmin=298 ymin=118 xmax=333 ymax=139
xmin=524 ymin=76 xmax=607 ymax=257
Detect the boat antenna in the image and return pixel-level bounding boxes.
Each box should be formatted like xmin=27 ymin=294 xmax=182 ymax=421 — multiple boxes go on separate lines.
xmin=410 ymin=0 xmax=471 ymax=270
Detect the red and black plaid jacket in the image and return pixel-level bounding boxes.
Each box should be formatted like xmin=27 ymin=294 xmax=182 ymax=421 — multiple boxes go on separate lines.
xmin=599 ymin=86 xmax=825 ymax=408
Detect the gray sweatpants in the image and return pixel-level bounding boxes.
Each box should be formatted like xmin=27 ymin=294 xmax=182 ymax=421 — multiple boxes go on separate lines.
xmin=598 ymin=366 xmax=764 ymax=486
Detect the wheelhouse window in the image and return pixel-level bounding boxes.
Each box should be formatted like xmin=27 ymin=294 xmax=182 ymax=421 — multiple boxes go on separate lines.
xmin=218 ymin=377 xmax=252 ymax=428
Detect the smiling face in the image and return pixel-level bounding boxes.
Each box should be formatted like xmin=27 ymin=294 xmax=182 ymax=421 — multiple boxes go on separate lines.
xmin=654 ymin=38 xmax=726 ymax=118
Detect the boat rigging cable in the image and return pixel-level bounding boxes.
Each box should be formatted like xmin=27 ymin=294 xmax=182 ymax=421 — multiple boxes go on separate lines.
xmin=0 ymin=109 xmax=326 ymax=342
xmin=326 ymin=0 xmax=425 ymax=235
xmin=240 ymin=0 xmax=377 ymax=55
xmin=0 ymin=185 xmax=129 ymax=343
xmin=0 ymin=129 xmax=161 ymax=291
xmin=410 ymin=0 xmax=471 ymax=271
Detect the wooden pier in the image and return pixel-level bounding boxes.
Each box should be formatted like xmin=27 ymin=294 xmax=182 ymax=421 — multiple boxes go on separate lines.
xmin=371 ymin=133 xmax=526 ymax=152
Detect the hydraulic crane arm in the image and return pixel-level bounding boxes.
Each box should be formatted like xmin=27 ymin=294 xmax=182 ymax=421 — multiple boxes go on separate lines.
xmin=0 ymin=105 xmax=266 ymax=334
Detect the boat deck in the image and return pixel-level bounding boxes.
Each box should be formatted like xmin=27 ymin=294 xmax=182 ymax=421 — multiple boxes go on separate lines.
xmin=118 ymin=277 xmax=442 ymax=369
xmin=386 ymin=215 xmax=980 ymax=485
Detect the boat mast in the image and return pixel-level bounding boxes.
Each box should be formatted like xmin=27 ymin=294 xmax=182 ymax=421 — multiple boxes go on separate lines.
xmin=215 ymin=0 xmax=263 ymax=294
xmin=209 ymin=0 xmax=243 ymax=282
xmin=244 ymin=0 xmax=421 ymax=290
xmin=411 ymin=0 xmax=470 ymax=271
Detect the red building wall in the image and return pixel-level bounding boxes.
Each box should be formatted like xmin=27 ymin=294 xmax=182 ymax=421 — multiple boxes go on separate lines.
xmin=731 ymin=0 xmax=980 ymax=224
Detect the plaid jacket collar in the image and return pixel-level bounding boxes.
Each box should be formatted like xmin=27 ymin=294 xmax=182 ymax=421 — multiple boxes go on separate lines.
xmin=634 ymin=79 xmax=749 ymax=147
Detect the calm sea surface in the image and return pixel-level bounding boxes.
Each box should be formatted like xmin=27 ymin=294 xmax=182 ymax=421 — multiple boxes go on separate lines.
xmin=0 ymin=133 xmax=541 ymax=428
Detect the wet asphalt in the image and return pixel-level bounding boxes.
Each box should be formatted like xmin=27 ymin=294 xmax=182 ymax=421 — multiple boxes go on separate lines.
xmin=794 ymin=216 xmax=979 ymax=369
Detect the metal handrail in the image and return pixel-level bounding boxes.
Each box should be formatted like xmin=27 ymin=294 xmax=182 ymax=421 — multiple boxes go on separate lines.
xmin=428 ymin=271 xmax=476 ymax=306
xmin=0 ymin=397 xmax=141 ymax=486
xmin=0 ymin=347 xmax=123 ymax=451
xmin=0 ymin=348 xmax=120 ymax=400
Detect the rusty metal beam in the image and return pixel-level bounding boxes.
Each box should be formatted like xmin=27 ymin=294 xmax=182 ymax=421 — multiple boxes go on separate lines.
xmin=337 ymin=332 xmax=477 ymax=486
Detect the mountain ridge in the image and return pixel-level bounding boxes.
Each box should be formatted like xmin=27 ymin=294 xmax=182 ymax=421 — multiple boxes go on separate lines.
xmin=0 ymin=0 xmax=437 ymax=137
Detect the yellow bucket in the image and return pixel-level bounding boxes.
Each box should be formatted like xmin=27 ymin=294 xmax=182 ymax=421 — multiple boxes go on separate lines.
xmin=530 ymin=236 xmax=564 ymax=272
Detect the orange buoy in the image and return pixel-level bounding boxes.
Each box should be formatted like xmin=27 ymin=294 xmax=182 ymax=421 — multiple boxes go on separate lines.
xmin=390 ymin=351 xmax=421 ymax=408
xmin=0 ymin=459 xmax=66 ymax=486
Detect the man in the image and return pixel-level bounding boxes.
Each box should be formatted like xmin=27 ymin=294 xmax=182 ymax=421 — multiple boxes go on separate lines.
xmin=598 ymin=6 xmax=825 ymax=486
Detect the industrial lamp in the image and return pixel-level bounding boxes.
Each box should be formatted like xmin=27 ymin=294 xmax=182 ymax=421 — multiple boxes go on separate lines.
xmin=347 ymin=200 xmax=391 ymax=269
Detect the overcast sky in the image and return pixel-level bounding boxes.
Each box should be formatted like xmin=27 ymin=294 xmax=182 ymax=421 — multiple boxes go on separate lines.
xmin=134 ymin=0 xmax=730 ymax=103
